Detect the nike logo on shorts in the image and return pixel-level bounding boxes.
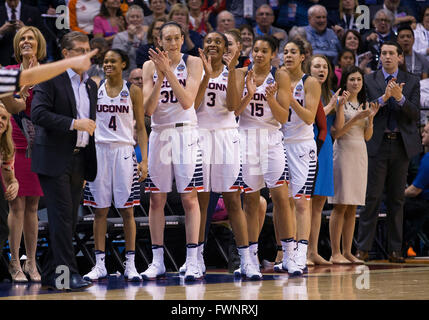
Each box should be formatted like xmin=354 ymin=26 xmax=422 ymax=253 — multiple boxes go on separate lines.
xmin=124 ymin=156 xmax=131 ymax=160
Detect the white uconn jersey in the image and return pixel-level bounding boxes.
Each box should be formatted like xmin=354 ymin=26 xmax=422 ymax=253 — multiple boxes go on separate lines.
xmin=281 ymin=74 xmax=314 ymax=142
xmin=239 ymin=67 xmax=280 ymax=130
xmin=151 ymin=54 xmax=197 ymax=128
xmin=196 ymin=65 xmax=237 ymax=129
xmin=95 ymin=80 xmax=135 ymax=145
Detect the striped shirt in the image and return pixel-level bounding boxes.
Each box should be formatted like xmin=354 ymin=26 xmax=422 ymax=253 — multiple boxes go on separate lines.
xmin=0 ymin=68 xmax=20 ymax=98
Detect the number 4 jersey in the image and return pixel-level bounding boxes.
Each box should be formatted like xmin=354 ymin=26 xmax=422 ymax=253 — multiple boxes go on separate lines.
xmin=238 ymin=67 xmax=281 ymax=130
xmin=95 ymin=79 xmax=135 ymax=145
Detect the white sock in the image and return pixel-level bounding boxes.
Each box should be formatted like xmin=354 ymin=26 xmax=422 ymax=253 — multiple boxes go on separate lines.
xmin=125 ymin=251 xmax=135 ymax=266
xmin=237 ymin=246 xmax=250 ymax=266
xmin=152 ymin=246 xmax=164 ymax=264
xmin=249 ymin=242 xmax=259 ymax=266
xmin=95 ymin=251 xmax=105 ymax=268
xmin=186 ymin=244 xmax=198 ymax=264
xmin=197 ymin=243 xmax=204 ymax=262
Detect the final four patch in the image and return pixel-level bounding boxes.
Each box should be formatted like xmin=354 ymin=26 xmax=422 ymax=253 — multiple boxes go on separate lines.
xmin=267 ymin=78 xmax=275 ymax=85
xmin=120 ymin=90 xmax=129 ymax=97
xmin=177 ymin=64 xmax=185 ymax=71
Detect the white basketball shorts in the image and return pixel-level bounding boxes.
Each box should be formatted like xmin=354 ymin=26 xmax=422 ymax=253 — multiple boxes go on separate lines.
xmin=284 ymin=139 xmax=317 ymax=199
xmin=240 ymin=129 xmax=287 ymax=193
xmin=84 ymin=143 xmax=140 ymax=208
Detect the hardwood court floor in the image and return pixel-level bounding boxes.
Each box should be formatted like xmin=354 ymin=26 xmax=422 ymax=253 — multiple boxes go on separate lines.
xmin=1 ymin=260 xmax=429 ymax=300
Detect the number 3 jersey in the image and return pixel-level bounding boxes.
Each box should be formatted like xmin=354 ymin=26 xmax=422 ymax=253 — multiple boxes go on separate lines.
xmin=196 ymin=65 xmax=238 ymax=129
xmin=151 ymin=54 xmax=198 ymax=128
xmin=95 ymin=79 xmax=135 ymax=145
xmin=238 ymin=67 xmax=281 ymax=131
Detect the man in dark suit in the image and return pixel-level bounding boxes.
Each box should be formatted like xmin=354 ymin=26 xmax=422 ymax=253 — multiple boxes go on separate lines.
xmin=356 ymin=41 xmax=422 ymax=263
xmin=31 ymin=31 xmax=97 ymax=290
xmin=0 ymin=0 xmax=45 ymax=66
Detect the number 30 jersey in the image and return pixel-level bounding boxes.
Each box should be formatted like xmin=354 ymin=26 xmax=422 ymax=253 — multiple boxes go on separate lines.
xmin=151 ymin=54 xmax=198 ymax=128
xmin=95 ymin=79 xmax=135 ymax=146
xmin=196 ymin=65 xmax=238 ymax=130
xmin=238 ymin=67 xmax=281 ymax=131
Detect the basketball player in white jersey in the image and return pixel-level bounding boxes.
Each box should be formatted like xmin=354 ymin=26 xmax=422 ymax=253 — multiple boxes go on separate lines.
xmin=141 ymin=22 xmax=204 ymax=281
xmin=234 ymin=36 xmax=296 ymax=279
xmin=83 ymin=49 xmax=148 ymax=282
xmin=279 ymin=39 xmax=321 ymax=275
xmin=177 ymin=31 xmax=258 ymax=278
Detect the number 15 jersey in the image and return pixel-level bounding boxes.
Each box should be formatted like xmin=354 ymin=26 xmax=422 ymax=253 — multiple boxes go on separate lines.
xmin=238 ymin=67 xmax=280 ymax=131
xmin=95 ymin=79 xmax=135 ymax=146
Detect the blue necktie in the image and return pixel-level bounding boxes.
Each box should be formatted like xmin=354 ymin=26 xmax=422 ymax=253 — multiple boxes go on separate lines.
xmin=385 ymin=75 xmax=397 ymax=131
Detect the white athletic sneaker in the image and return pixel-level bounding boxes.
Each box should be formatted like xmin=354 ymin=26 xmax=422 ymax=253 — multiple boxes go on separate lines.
xmin=83 ymin=264 xmax=108 ymax=281
xmin=233 ymin=264 xmax=246 ymax=278
xmin=179 ymin=259 xmax=206 ymax=275
xmin=245 ymin=263 xmax=262 ymax=280
xmin=124 ymin=261 xmax=142 ymax=282
xmin=140 ymin=262 xmax=166 ymax=280
xmin=184 ymin=261 xmax=203 ymax=281
xmin=273 ymin=262 xmax=284 ymax=273
xmin=179 ymin=262 xmax=187 ymax=274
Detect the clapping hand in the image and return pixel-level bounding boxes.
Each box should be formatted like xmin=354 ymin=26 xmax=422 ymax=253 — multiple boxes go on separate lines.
xmin=223 ymin=48 xmax=240 ymax=70
xmin=368 ymin=101 xmax=380 ymax=119
xmin=388 ymin=79 xmax=405 ymax=101
xmin=246 ymin=69 xmax=257 ymax=97
xmin=265 ymin=83 xmax=278 ymax=100
xmin=149 ymin=48 xmax=171 ymax=75
xmin=338 ymin=90 xmax=350 ymax=106
xmin=199 ymin=48 xmax=213 ymax=78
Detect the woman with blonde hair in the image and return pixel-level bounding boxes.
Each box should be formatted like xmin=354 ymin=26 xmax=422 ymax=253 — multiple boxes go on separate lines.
xmin=3 ymin=26 xmax=46 ymax=282
xmin=0 ymin=103 xmax=19 ymax=197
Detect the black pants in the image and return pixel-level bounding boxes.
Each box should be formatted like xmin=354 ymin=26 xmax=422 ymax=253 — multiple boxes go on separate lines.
xmin=403 ymin=197 xmax=429 ymax=248
xmin=357 ymin=137 xmax=409 ymax=253
xmin=38 ymin=152 xmax=85 ymax=282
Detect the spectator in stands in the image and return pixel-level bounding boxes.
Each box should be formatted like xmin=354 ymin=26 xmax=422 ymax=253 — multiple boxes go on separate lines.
xmin=403 ymin=123 xmax=429 ymax=256
xmin=396 ymin=25 xmax=429 ymax=80
xmin=93 ymin=0 xmax=126 ymax=46
xmin=224 ymin=29 xmax=251 ymax=68
xmin=370 ymin=0 xmax=415 ymax=31
xmin=335 ymin=48 xmax=356 ymax=88
xmin=304 ymin=4 xmax=342 ymax=64
xmin=342 ymin=29 xmax=372 ymax=73
xmin=0 ymin=0 xmax=45 ymax=66
xmin=225 ymin=0 xmax=266 ymax=28
xmin=413 ymin=6 xmax=429 ymax=63
xmin=135 ymin=17 xmax=166 ymax=68
xmin=216 ymin=10 xmax=235 ymax=33
xmin=356 ymin=41 xmax=422 ymax=263
xmin=143 ymin=0 xmax=167 ymax=27
xmin=87 ymin=37 xmax=109 ymax=84
xmin=254 ymin=4 xmax=288 ymax=54
xmin=329 ymin=0 xmax=360 ymax=40
xmin=420 ymin=77 xmax=429 ymax=125
xmin=288 ymin=26 xmax=307 ymax=42
xmin=363 ymin=9 xmax=396 ymax=71
xmin=2 ymin=26 xmax=47 ymax=283
xmin=328 ymin=66 xmax=379 ymax=264
xmin=187 ymin=0 xmax=213 ymax=37
xmin=168 ymin=3 xmax=203 ymax=57
xmin=239 ymin=24 xmax=254 ymax=59
xmin=112 ymin=5 xmax=147 ymax=79
xmin=128 ymin=67 xmax=143 ymax=88
xmin=69 ymin=0 xmax=102 ymax=35
xmin=305 ymin=54 xmax=344 ymax=266
xmin=0 ymin=103 xmax=19 ymax=264
xmin=38 ymin=0 xmax=65 ymax=62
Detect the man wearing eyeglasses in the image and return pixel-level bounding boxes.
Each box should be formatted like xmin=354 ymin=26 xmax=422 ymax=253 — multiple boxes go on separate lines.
xmin=31 ymin=31 xmax=98 ymax=291
xmin=363 ymin=9 xmax=397 ymax=70
xmin=254 ymin=4 xmax=287 ymax=54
